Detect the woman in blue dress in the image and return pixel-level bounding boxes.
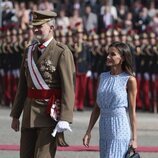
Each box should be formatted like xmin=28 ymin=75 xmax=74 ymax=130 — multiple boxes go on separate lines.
xmin=83 ymin=42 xmax=138 ymax=158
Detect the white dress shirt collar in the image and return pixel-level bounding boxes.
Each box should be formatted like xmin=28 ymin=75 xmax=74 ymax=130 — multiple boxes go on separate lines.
xmin=42 ymin=36 xmax=54 ymax=47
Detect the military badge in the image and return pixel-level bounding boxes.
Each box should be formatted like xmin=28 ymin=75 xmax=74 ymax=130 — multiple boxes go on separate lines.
xmin=46 ymin=59 xmax=52 ymax=65
xmin=39 ymin=58 xmax=56 ymax=83
xmin=40 ymin=65 xmax=45 ymax=72
xmin=43 ymin=71 xmax=51 ymax=79
xmin=50 ymin=66 xmax=56 ymax=72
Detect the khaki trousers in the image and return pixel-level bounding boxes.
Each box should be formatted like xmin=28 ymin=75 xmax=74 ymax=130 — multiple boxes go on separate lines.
xmin=20 ymin=127 xmax=57 ymax=158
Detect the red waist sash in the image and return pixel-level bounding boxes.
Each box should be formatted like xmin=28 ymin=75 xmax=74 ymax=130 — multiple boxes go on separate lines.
xmin=27 ymin=88 xmax=61 ymax=114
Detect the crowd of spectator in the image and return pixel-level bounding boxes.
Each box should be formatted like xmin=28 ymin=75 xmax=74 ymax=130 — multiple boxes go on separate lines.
xmin=1 ymin=0 xmax=158 ymax=35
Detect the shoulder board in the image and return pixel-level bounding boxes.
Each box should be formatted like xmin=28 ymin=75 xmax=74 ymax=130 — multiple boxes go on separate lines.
xmin=56 ymin=41 xmax=66 ymax=50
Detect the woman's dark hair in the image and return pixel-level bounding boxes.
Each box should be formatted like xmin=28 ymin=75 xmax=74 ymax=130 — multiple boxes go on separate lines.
xmin=108 ymin=41 xmax=135 ymax=76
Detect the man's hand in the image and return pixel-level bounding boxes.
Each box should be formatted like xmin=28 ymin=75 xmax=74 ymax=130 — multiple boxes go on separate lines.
xmin=11 ymin=118 xmax=20 ymax=132
xmin=57 ymin=132 xmax=69 ymax=147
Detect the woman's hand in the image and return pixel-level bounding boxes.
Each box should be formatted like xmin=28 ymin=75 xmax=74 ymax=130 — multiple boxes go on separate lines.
xmin=129 ymin=139 xmax=137 ymax=149
xmin=83 ymin=103 xmax=100 ymax=148
xmin=83 ymin=133 xmax=91 ymax=147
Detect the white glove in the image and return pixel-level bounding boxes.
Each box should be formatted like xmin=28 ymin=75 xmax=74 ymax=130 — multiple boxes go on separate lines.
xmin=52 ymin=121 xmax=72 ymax=137
xmin=86 ymin=70 xmax=92 ymax=77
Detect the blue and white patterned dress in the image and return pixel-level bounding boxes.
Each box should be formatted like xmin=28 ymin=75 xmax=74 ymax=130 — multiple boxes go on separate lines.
xmin=97 ymin=71 xmax=131 ymax=158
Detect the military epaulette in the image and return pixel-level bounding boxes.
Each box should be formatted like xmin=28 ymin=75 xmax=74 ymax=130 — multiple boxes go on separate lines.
xmin=56 ymin=41 xmax=66 ymax=50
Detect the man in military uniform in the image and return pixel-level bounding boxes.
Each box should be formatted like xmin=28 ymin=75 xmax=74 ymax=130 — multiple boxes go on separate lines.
xmin=140 ymin=33 xmax=150 ymax=111
xmin=10 ymin=10 xmax=76 ymax=158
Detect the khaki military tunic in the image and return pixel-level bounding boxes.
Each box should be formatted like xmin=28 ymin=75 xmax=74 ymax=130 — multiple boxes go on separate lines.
xmin=10 ymin=38 xmax=76 ymax=128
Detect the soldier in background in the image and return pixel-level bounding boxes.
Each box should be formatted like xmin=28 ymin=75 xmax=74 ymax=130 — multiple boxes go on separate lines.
xmin=3 ymin=30 xmax=13 ymax=107
xmin=148 ymin=32 xmax=158 ymax=112
xmin=92 ymin=33 xmax=107 ymax=100
xmin=120 ymin=30 xmax=128 ymax=43
xmin=133 ymin=34 xmax=143 ymax=109
xmin=25 ymin=26 xmax=37 ymax=47
xmin=9 ymin=29 xmax=20 ymax=105
xmin=140 ymin=33 xmax=151 ymax=111
xmin=66 ymin=29 xmax=73 ymax=48
xmin=112 ymin=29 xmax=120 ymax=42
xmin=59 ymin=28 xmax=67 ymax=44
xmin=74 ymin=28 xmax=88 ymax=111
xmin=84 ymin=33 xmax=97 ymax=108
xmin=54 ymin=27 xmax=60 ymax=42
xmin=0 ymin=33 xmax=5 ymax=105
xmin=105 ymin=29 xmax=113 ymax=52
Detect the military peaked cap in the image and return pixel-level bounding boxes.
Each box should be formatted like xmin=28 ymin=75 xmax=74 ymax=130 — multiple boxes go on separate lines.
xmin=32 ymin=10 xmax=57 ymax=26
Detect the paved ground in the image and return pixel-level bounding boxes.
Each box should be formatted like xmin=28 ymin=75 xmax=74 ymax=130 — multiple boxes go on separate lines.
xmin=0 ymin=106 xmax=158 ymax=158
